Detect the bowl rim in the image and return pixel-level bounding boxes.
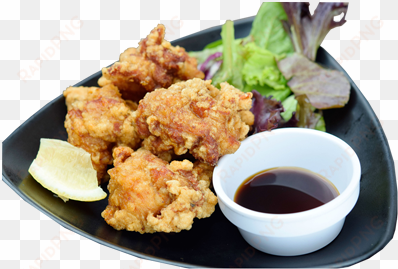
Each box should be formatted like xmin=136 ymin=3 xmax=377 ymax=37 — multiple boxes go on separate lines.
xmin=213 ymin=128 xmax=362 ymax=221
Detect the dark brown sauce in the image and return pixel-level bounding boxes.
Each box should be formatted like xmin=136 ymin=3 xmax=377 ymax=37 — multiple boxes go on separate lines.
xmin=234 ymin=167 xmax=339 ymax=214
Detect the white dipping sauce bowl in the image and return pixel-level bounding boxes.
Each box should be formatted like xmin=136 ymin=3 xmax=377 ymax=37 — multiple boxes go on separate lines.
xmin=213 ymin=128 xmax=361 ymax=256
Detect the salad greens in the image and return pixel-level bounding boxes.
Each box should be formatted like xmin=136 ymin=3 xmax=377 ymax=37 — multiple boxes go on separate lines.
xmin=251 ymin=90 xmax=284 ymax=133
xmin=211 ymin=20 xmax=245 ymax=89
xmin=281 ymin=95 xmax=297 ymax=121
xmin=243 ymin=84 xmax=291 ymax=102
xmin=250 ymin=2 xmax=294 ymax=55
xmin=189 ymin=2 xmax=350 ymax=134
xmin=241 ymin=43 xmax=289 ymax=92
xmin=189 ymin=46 xmax=222 ymax=65
xmin=282 ymin=2 xmax=349 ymax=61
xmin=198 ymin=52 xmax=222 ymax=80
xmin=252 ymin=91 xmax=325 ymax=132
xmin=295 ymin=95 xmax=323 ymax=129
xmin=278 ymin=53 xmax=350 ymax=109
xmin=204 ymin=39 xmax=223 ymax=49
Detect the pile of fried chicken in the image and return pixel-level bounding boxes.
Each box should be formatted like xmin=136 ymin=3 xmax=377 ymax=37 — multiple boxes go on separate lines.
xmin=63 ymin=24 xmax=254 ymax=234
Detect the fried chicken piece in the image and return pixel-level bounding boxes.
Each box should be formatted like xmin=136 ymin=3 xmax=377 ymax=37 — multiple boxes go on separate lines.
xmin=98 ymin=24 xmax=204 ymax=102
xmin=134 ymin=78 xmax=254 ymax=166
xmin=64 ymin=86 xmax=99 ymax=111
xmin=64 ymin=84 xmax=141 ymax=183
xmin=65 ymin=109 xmax=113 ymax=181
xmin=101 ymin=147 xmax=217 ymax=233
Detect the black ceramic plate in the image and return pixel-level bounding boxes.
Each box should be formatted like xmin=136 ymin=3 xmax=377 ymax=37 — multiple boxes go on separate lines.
xmin=2 ymin=17 xmax=397 ymax=268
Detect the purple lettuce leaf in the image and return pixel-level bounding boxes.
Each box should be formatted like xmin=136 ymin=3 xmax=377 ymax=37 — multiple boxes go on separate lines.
xmin=198 ymin=52 xmax=223 ymax=80
xmin=278 ymin=112 xmax=299 ymax=128
xmin=250 ymin=90 xmax=284 ymax=134
xmin=282 ymin=2 xmax=348 ymax=61
xmin=249 ymin=91 xmax=323 ymax=132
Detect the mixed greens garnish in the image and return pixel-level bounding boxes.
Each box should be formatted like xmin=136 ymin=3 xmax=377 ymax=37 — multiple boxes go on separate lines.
xmin=189 ymin=2 xmax=349 ymax=134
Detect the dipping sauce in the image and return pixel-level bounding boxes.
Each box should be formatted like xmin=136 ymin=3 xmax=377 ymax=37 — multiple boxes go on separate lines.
xmin=234 ymin=167 xmax=339 ymax=214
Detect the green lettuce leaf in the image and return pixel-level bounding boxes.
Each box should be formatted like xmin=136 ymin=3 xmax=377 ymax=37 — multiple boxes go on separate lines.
xmin=277 ymin=94 xmax=325 ymax=131
xmin=242 ymin=43 xmax=288 ymax=91
xmin=204 ymin=39 xmax=223 ymax=49
xmin=244 ymin=84 xmax=291 ymax=102
xmin=211 ymin=20 xmax=244 ymax=89
xmin=315 ymin=116 xmax=326 ymax=132
xmin=280 ymin=94 xmax=297 ymax=121
xmin=250 ymin=2 xmax=294 ymax=55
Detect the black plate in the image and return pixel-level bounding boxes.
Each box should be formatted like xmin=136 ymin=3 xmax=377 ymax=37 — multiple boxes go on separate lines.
xmin=2 ymin=17 xmax=397 ymax=268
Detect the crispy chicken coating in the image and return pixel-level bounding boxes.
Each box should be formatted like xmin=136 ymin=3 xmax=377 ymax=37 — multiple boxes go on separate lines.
xmin=64 ymin=109 xmax=113 ymax=181
xmin=64 ymin=84 xmax=141 ymax=183
xmin=192 ymin=160 xmax=214 ymax=187
xmin=141 ymin=135 xmax=174 ymax=162
xmin=101 ymin=147 xmax=217 ymax=233
xmin=134 ymin=78 xmax=254 ymax=166
xmin=99 ymin=24 xmax=204 ymax=102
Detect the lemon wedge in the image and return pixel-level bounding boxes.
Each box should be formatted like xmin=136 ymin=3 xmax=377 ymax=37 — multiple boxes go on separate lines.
xmin=28 ymin=138 xmax=107 ymax=202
